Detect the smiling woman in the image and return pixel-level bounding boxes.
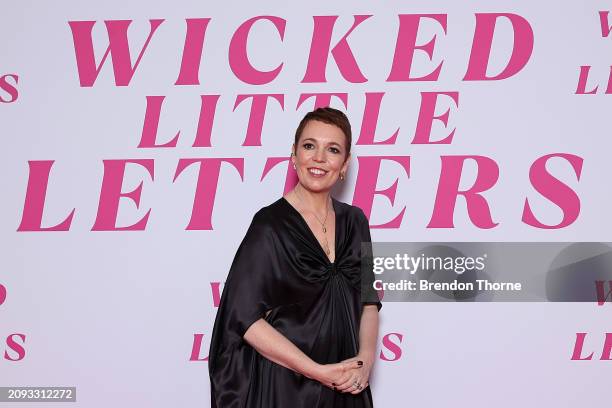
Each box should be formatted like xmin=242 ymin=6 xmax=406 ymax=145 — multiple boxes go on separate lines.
xmin=208 ymin=107 xmax=382 ymax=407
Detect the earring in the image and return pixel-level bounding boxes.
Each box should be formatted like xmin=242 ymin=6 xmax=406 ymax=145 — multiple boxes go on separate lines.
xmin=340 ymin=172 xmax=345 ymax=181
xmin=293 ymin=163 xmax=297 ymax=170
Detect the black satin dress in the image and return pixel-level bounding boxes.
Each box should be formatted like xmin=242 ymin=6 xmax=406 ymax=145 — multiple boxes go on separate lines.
xmin=208 ymin=196 xmax=382 ymax=408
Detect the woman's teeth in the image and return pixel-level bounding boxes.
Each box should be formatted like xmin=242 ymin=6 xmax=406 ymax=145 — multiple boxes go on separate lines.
xmin=308 ymin=168 xmax=327 ymax=176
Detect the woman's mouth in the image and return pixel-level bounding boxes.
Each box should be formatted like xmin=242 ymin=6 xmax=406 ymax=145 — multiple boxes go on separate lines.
xmin=307 ymin=167 xmax=328 ymax=177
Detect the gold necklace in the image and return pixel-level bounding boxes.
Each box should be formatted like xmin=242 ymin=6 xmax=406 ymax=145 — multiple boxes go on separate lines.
xmin=294 ymin=188 xmax=332 ymax=255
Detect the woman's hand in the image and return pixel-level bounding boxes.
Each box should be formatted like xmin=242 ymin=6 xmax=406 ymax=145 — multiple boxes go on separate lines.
xmin=310 ymin=360 xmax=364 ymax=391
xmin=335 ymin=352 xmax=375 ymax=394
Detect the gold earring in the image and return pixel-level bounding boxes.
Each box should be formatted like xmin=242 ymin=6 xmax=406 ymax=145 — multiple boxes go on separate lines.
xmin=340 ymin=172 xmax=345 ymax=181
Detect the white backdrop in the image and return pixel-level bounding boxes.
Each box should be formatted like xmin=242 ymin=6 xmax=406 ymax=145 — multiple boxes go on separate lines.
xmin=1 ymin=1 xmax=611 ymax=407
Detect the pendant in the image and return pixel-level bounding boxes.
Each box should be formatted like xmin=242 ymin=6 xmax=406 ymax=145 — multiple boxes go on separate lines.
xmin=323 ymin=226 xmax=327 ymax=233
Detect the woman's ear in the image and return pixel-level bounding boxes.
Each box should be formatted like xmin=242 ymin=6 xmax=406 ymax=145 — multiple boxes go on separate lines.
xmin=342 ymin=152 xmax=351 ymax=172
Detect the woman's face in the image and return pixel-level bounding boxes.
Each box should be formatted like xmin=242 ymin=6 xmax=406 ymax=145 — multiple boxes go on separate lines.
xmin=291 ymin=120 xmax=350 ymax=193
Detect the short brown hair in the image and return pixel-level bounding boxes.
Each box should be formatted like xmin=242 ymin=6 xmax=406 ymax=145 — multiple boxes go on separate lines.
xmin=293 ymin=107 xmax=352 ymax=160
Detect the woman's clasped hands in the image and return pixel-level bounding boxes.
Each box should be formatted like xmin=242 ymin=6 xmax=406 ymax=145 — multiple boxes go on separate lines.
xmin=312 ymin=353 xmax=373 ymax=395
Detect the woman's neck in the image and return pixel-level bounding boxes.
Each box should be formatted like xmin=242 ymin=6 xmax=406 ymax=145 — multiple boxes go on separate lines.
xmin=293 ymin=184 xmax=331 ymax=215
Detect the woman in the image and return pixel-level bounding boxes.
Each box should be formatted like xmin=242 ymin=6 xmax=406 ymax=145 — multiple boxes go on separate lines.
xmin=209 ymin=107 xmax=382 ymax=408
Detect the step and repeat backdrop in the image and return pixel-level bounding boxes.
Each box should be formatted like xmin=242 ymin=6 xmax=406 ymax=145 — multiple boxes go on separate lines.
xmin=1 ymin=1 xmax=611 ymax=407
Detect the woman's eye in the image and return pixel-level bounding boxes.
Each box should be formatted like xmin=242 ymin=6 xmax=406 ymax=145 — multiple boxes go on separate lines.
xmin=329 ymin=147 xmax=340 ymax=154
xmin=303 ymin=143 xmax=314 ymax=149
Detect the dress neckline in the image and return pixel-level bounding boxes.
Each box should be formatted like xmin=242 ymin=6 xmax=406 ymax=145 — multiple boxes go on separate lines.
xmin=281 ymin=195 xmax=339 ymax=265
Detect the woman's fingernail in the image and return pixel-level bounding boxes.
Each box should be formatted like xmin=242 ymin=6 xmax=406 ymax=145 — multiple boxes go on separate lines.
xmin=357 ymin=360 xmax=363 ymax=366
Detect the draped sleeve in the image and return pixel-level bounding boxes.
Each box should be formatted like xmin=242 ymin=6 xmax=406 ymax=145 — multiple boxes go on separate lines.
xmin=357 ymin=208 xmax=383 ymax=311
xmin=208 ymin=208 xmax=284 ymax=408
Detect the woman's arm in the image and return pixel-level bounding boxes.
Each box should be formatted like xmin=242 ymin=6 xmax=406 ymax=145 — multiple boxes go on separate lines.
xmin=357 ymin=304 xmax=380 ymax=362
xmin=336 ymin=304 xmax=379 ymax=393
xmin=243 ymin=318 xmax=363 ymax=388
xmin=243 ymin=318 xmax=319 ymax=377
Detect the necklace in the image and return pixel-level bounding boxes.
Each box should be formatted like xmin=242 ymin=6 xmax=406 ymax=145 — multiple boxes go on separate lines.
xmin=294 ymin=188 xmax=332 ymax=255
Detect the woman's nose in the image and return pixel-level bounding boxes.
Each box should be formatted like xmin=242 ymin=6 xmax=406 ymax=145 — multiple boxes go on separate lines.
xmin=313 ymin=147 xmax=326 ymax=162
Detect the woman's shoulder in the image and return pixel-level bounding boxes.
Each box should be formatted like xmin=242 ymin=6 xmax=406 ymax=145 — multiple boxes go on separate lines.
xmin=333 ymin=198 xmax=368 ymax=223
xmin=248 ymin=197 xmax=291 ymax=227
